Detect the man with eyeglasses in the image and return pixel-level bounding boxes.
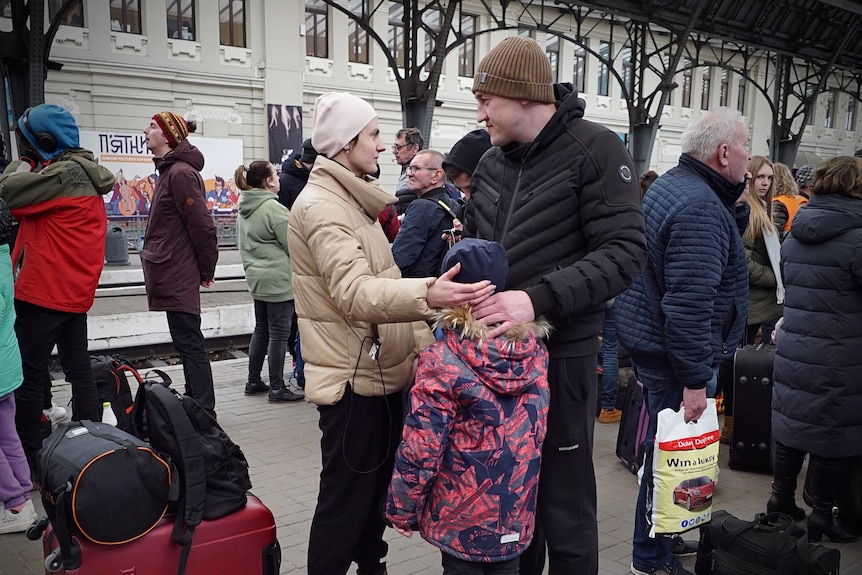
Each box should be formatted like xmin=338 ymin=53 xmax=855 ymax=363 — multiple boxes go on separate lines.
xmin=392 ymin=127 xmax=423 ymax=214
xmin=392 ymin=150 xmax=460 ymax=278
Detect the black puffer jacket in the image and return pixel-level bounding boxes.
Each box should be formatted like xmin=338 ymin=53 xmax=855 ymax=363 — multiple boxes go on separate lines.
xmin=0 ymin=198 xmax=11 ymax=246
xmin=278 ymin=154 xmax=311 ymax=210
xmin=773 ymin=193 xmax=862 ymax=457
xmin=467 ymin=84 xmax=646 ymax=357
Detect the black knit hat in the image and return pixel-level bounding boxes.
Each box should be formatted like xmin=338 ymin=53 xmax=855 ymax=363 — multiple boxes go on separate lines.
xmin=300 ymin=138 xmax=318 ymax=165
xmin=472 ymin=36 xmax=555 ymax=103
xmin=443 ymin=129 xmax=492 ymax=176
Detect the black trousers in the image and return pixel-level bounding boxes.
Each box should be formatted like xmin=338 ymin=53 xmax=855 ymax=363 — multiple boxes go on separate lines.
xmin=307 ymin=387 xmax=402 ymax=575
xmin=441 ymin=553 xmax=520 ymax=574
xmin=13 ymin=301 xmax=99 ymax=468
xmin=519 ymin=355 xmax=598 ymax=575
xmin=165 ymin=311 xmax=215 ymax=414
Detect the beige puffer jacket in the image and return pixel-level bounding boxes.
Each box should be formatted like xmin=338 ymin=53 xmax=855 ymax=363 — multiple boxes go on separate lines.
xmin=287 ymin=157 xmax=436 ymax=405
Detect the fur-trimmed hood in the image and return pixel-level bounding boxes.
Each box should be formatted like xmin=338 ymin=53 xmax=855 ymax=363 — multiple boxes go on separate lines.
xmin=433 ymin=306 xmax=552 ymax=342
xmin=432 ymin=306 xmax=551 ymax=396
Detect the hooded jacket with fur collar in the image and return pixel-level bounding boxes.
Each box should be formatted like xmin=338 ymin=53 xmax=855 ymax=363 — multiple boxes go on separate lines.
xmin=386 ymin=308 xmax=550 ymax=562
xmin=287 ymin=156 xmax=436 ymax=405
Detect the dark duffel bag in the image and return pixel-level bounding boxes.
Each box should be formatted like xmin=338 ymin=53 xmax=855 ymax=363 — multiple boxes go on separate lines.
xmin=694 ymin=510 xmax=840 ymax=575
xmin=39 ymin=420 xmax=178 ymax=571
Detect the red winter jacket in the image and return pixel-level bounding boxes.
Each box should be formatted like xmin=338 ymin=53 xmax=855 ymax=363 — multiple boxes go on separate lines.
xmin=0 ymin=150 xmax=115 ymax=313
xmin=378 ymin=203 xmax=400 ymax=242
xmin=386 ymin=307 xmax=550 ymax=562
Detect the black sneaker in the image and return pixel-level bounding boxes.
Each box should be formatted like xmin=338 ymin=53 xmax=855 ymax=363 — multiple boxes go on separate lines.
xmin=268 ymin=387 xmax=304 ymax=402
xmin=244 ymin=381 xmax=270 ymax=395
xmin=670 ymin=534 xmax=699 ymax=556
xmin=631 ymin=561 xmax=695 ymax=575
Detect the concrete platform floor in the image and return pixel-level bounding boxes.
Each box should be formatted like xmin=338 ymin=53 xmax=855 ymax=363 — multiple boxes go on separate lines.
xmin=1 ymin=359 xmax=859 ymax=574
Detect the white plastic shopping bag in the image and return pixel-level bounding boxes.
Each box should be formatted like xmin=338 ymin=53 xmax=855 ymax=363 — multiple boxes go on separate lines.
xmin=649 ymin=399 xmax=720 ymax=536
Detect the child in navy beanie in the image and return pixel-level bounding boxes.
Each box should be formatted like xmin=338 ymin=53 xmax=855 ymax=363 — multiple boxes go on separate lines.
xmin=386 ymin=238 xmax=551 ymax=573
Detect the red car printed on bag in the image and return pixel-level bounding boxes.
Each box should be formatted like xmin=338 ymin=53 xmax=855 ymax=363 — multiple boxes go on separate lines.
xmin=672 ymin=476 xmax=714 ymax=511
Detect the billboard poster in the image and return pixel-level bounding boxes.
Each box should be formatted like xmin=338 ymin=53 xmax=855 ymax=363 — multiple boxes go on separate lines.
xmin=267 ymin=104 xmax=302 ymax=168
xmin=79 ymin=131 xmax=244 ymax=216
xmin=79 ymin=131 xmax=244 ymax=247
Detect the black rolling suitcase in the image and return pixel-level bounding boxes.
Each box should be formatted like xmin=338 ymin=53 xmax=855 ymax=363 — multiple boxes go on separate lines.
xmin=616 ymin=377 xmax=648 ymax=474
xmin=728 ymin=343 xmax=775 ymax=473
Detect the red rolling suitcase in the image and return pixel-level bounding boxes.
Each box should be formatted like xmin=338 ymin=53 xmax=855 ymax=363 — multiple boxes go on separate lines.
xmin=42 ymin=494 xmax=280 ymax=574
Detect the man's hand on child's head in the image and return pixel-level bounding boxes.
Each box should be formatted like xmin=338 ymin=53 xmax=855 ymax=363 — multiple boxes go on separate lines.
xmin=472 ymin=290 xmax=535 ymax=339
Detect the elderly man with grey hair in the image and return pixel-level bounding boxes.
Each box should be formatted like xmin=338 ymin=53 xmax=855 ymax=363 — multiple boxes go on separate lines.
xmin=615 ymin=107 xmax=752 ymax=575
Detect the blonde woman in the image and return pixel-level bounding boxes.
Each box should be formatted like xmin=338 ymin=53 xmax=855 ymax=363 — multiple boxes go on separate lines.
xmin=772 ymin=162 xmax=807 ymax=239
xmin=744 ymin=156 xmax=784 ymax=345
xmin=722 ymin=156 xmax=783 ymax=443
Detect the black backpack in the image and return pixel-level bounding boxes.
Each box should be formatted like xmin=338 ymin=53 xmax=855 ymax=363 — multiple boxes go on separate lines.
xmin=91 ymin=354 xmax=144 ymax=433
xmin=132 ymin=381 xmax=252 ymax=575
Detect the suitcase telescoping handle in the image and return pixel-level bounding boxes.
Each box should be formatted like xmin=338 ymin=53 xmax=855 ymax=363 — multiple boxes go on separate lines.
xmin=52 ymin=483 xmax=82 ymax=571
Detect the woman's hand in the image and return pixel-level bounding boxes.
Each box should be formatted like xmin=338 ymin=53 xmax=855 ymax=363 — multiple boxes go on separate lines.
xmin=427 ymin=263 xmax=494 ymax=309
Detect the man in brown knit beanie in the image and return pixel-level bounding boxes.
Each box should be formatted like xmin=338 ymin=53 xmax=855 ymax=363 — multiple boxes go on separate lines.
xmin=465 ymin=36 xmax=647 ymax=575
xmin=142 ymin=112 xmax=218 ymax=415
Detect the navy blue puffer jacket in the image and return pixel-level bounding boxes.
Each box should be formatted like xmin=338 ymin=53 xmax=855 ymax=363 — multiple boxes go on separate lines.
xmin=616 ymin=154 xmax=748 ymax=389
xmin=772 ymin=193 xmax=862 ymax=457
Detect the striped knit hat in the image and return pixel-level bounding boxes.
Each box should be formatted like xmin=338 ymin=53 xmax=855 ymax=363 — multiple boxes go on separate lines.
xmin=152 ymin=111 xmax=189 ymax=148
xmin=472 ymin=36 xmax=555 ymax=103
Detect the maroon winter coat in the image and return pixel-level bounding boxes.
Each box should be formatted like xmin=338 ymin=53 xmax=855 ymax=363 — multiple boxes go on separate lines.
xmin=141 ymin=140 xmax=218 ymax=314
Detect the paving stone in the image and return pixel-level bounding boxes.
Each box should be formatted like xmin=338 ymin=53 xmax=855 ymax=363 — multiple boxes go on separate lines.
xmin=4 ymin=358 xmax=858 ymax=575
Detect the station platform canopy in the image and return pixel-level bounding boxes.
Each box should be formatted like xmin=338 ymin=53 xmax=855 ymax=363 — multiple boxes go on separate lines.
xmin=562 ymin=0 xmax=862 ymax=75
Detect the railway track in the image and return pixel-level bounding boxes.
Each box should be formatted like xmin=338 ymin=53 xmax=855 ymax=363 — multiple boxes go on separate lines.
xmin=50 ymin=333 xmax=254 ymax=380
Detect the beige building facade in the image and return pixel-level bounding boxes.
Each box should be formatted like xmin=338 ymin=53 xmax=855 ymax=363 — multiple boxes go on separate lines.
xmin=31 ymin=0 xmax=862 ymax=191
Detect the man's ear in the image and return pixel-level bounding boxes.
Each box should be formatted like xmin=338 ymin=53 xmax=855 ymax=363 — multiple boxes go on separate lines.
xmin=718 ymin=144 xmax=730 ymax=167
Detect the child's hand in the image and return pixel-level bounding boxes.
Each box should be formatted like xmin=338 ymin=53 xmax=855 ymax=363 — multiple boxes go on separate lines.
xmin=393 ymin=525 xmax=413 ymax=538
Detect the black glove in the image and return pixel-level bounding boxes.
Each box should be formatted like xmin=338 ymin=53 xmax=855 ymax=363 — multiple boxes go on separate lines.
xmin=19 ymin=148 xmax=41 ymax=171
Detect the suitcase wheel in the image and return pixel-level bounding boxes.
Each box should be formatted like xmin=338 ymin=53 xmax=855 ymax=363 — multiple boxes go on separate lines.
xmin=628 ymin=461 xmax=640 ymax=475
xmin=26 ymin=516 xmax=49 ymax=541
xmin=45 ymin=548 xmax=63 ymax=573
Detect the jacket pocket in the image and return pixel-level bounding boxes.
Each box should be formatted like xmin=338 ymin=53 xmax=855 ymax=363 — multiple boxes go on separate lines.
xmin=140 ymin=245 xmax=172 ymax=264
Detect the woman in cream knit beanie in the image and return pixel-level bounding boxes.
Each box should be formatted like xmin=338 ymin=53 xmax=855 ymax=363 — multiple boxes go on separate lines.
xmin=311 ymin=92 xmax=380 ymax=175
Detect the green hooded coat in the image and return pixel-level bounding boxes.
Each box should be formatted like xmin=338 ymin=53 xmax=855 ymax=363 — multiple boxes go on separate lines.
xmin=237 ymin=188 xmax=293 ymax=302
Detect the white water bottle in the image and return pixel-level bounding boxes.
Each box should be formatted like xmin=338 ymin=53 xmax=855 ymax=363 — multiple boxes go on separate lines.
xmin=101 ymin=402 xmax=118 ymax=426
